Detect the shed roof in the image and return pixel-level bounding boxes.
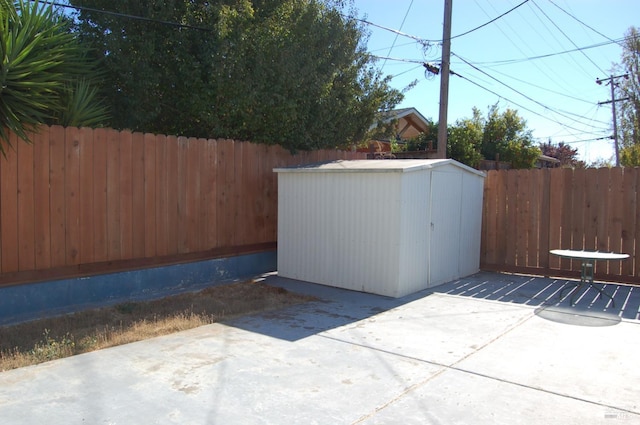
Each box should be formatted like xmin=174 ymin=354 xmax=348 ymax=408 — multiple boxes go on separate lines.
xmin=274 ymin=159 xmax=485 ymax=177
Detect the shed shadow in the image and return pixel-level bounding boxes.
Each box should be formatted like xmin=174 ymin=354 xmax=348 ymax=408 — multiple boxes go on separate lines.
xmin=223 ymin=274 xmax=434 ymax=341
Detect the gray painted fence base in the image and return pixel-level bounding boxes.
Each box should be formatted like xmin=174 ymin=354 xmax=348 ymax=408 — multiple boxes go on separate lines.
xmin=0 ymin=251 xmax=277 ymax=326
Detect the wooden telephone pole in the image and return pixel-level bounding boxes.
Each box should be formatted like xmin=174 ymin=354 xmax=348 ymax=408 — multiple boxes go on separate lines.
xmin=597 ymin=74 xmax=629 ymax=167
xmin=437 ymin=0 xmax=453 ymax=159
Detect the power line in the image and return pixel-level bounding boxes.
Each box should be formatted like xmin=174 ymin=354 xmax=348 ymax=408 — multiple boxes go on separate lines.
xmin=470 ymin=37 xmax=627 ymax=66
xmin=453 ymin=52 xmax=609 ymax=130
xmin=347 ymin=15 xmax=432 ymax=49
xmin=530 ymin=0 xmax=607 ymax=75
xmin=448 ymin=0 xmax=530 ymax=41
xmin=486 ymin=67 xmax=596 ymax=105
xmin=450 ymin=68 xmax=605 ymax=135
xmin=546 ymin=0 xmax=622 ymax=47
xmin=381 ymin=0 xmax=414 ymax=70
xmin=33 ymin=0 xmax=213 ymax=31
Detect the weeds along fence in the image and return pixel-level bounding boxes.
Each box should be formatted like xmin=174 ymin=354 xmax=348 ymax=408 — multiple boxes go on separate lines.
xmin=0 ymin=125 xmax=364 ymax=286
xmin=481 ymin=167 xmax=640 ymax=284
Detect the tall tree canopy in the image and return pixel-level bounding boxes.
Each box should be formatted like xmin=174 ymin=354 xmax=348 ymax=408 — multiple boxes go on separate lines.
xmin=480 ymin=104 xmax=539 ymax=169
xmin=69 ymin=0 xmax=403 ymax=152
xmin=434 ymin=105 xmax=539 ymax=169
xmin=616 ymin=26 xmax=640 ymax=166
xmin=0 ymin=0 xmax=107 ymax=154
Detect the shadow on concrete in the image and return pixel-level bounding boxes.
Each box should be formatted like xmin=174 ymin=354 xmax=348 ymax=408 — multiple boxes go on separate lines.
xmin=224 ymin=274 xmax=434 ymax=341
xmin=225 ymin=272 xmax=640 ymax=341
xmin=431 ymin=271 xmax=640 ymax=326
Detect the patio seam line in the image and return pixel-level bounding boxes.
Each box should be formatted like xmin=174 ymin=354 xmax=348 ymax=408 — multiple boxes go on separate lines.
xmin=328 ymin=299 xmax=538 ymax=424
xmin=320 ymin=317 xmax=640 ymax=421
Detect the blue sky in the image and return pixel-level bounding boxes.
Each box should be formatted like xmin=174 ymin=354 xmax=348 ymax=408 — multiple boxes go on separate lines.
xmin=347 ymin=0 xmax=639 ymax=164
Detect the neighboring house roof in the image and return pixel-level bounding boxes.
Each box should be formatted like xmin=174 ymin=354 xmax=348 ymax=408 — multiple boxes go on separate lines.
xmin=382 ymin=107 xmax=432 ymax=140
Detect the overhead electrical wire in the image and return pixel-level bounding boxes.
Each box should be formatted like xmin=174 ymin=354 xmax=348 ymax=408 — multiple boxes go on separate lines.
xmin=468 ymin=37 xmax=627 ymax=66
xmin=33 ymin=0 xmax=212 ymax=31
xmin=472 ymin=0 xmax=577 ymax=95
xmin=530 ymin=0 xmax=607 ymax=75
xmin=546 ymin=0 xmax=622 ymax=47
xmin=449 ymin=68 xmax=602 ymax=135
xmin=380 ymin=0 xmax=414 ymax=70
xmin=448 ymin=0 xmax=530 ymax=41
xmin=453 ymin=52 xmax=609 ymax=130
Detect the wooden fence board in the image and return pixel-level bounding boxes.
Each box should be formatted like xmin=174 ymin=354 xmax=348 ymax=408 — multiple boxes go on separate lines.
xmin=505 ymin=170 xmax=518 ymax=266
xmin=33 ymin=126 xmax=51 ymax=270
xmin=538 ymin=169 xmax=551 ymax=269
xmin=570 ymin=168 xmax=585 ymax=251
xmin=64 ymin=127 xmax=81 ymax=265
xmin=1 ymin=134 xmax=19 ymax=272
xmin=131 ymin=132 xmax=146 ymax=258
xmin=17 ymin=134 xmax=35 ymax=271
xmin=78 ymin=128 xmax=95 ymax=265
xmin=608 ymin=168 xmax=624 ymax=275
xmin=596 ymin=167 xmax=610 ymax=252
xmin=216 ymin=140 xmax=235 ymax=248
xmin=152 ymin=135 xmax=171 ymax=256
xmin=186 ymin=137 xmax=201 ymax=252
xmin=560 ymin=169 xmax=574 ymax=270
xmin=526 ymin=169 xmax=540 ymax=267
xmin=119 ymin=130 xmax=133 ymax=259
xmin=204 ymin=139 xmax=217 ymax=249
xmin=495 ymin=169 xmax=508 ymax=265
xmin=547 ymin=168 xmax=563 ymax=269
xmin=92 ymin=128 xmax=108 ymax=262
xmin=49 ymin=126 xmax=66 ymax=267
xmin=622 ymin=168 xmax=636 ymax=276
xmin=583 ymin=168 xmax=599 ymax=251
xmin=165 ymin=135 xmax=179 ymax=255
xmin=106 ymin=129 xmax=121 ymax=260
xmin=197 ymin=138 xmax=210 ymax=250
xmin=143 ymin=133 xmax=157 ymax=257
xmin=516 ymin=170 xmax=529 ymax=266
xmin=481 ymin=170 xmax=496 ymax=264
xmin=635 ymin=168 xmax=640 ymax=277
xmin=176 ymin=136 xmax=188 ymax=253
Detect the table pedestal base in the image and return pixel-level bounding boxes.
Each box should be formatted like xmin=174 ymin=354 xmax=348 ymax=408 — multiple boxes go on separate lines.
xmin=558 ymin=259 xmax=615 ymax=307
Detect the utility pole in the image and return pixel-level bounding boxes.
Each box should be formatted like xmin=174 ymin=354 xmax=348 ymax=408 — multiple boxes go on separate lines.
xmin=597 ymin=74 xmax=629 ymax=167
xmin=437 ymin=0 xmax=453 ymax=159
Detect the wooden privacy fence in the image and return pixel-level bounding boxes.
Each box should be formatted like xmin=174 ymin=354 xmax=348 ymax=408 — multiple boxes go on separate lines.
xmin=0 ymin=125 xmax=364 ymax=286
xmin=481 ymin=167 xmax=640 ymax=284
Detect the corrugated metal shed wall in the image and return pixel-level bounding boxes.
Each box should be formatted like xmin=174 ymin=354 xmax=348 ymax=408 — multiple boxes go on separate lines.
xmin=277 ymin=171 xmax=404 ymax=293
xmin=397 ymin=169 xmax=431 ymax=296
xmin=276 ymin=160 xmax=485 ymax=298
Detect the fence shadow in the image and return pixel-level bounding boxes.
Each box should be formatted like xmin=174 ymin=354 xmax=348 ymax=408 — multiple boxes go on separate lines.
xmin=432 ymin=271 xmax=640 ymax=325
xmin=225 ymin=272 xmax=640 ymax=341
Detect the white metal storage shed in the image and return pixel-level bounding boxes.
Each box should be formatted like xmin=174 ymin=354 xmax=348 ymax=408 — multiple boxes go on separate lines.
xmin=274 ymin=159 xmax=485 ymax=298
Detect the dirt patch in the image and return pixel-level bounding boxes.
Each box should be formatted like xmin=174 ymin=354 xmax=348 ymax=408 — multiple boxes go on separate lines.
xmin=0 ymin=280 xmax=314 ymax=371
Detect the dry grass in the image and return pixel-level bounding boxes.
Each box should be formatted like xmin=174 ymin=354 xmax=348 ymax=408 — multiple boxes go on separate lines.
xmin=0 ymin=280 xmax=313 ymax=372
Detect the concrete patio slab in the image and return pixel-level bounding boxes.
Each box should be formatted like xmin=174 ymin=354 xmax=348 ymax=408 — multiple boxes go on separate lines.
xmin=0 ymin=271 xmax=638 ymax=424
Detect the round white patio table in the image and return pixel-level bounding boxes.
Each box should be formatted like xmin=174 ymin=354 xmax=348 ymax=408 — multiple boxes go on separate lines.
xmin=549 ymin=249 xmax=629 ymax=306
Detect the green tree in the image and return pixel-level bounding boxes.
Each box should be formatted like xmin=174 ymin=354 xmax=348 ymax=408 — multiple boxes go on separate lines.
xmin=447 ymin=108 xmax=483 ymax=168
xmin=70 ymin=0 xmax=403 ymax=152
xmin=481 ymin=104 xmax=540 ymax=168
xmin=615 ymin=27 xmax=640 ymax=164
xmin=0 ymin=0 xmax=107 ymax=154
xmin=620 ymin=143 xmax=640 ymax=167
